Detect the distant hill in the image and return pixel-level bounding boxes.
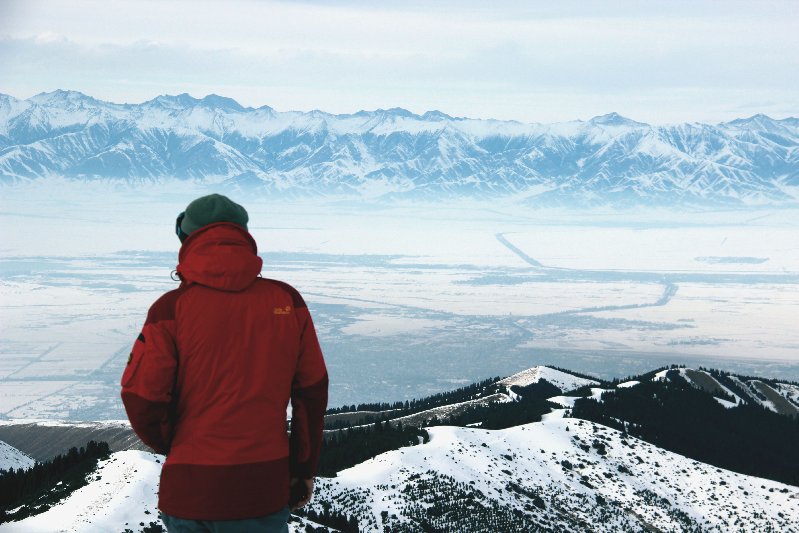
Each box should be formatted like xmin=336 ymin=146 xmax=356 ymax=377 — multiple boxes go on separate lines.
xmin=1 ymin=90 xmax=798 ymax=207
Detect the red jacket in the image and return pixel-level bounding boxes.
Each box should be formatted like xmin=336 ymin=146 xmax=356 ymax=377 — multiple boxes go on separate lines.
xmin=121 ymin=222 xmax=328 ymax=520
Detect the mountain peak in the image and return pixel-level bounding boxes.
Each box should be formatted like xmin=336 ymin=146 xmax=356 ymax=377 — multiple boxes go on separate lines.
xmin=28 ymin=89 xmax=98 ymax=107
xmin=348 ymin=107 xmax=420 ymax=121
xmin=421 ymin=110 xmax=454 ymax=121
xmin=589 ymin=112 xmax=645 ymax=127
xmin=145 ymin=93 xmax=200 ymax=109
xmin=497 ymin=365 xmax=599 ymax=392
xmin=200 ymin=94 xmax=245 ymax=112
xmin=387 ymin=107 xmax=416 ymax=117
xmin=726 ymin=114 xmax=777 ymax=127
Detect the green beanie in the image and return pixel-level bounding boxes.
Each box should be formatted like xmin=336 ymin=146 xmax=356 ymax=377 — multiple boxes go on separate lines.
xmin=180 ymin=193 xmax=249 ymax=236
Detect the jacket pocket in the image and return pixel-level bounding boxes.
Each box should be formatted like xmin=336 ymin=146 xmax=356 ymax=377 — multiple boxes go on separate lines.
xmin=121 ymin=332 xmax=146 ymax=387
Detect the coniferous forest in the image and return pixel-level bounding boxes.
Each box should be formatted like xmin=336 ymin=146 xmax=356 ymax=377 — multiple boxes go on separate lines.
xmin=571 ymin=371 xmax=799 ymax=486
xmin=319 ymin=422 xmax=429 ymax=477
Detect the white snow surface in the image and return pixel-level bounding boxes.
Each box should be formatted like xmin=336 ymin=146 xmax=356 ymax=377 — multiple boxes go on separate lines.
xmin=0 ymin=440 xmax=35 ymax=471
xmin=497 ymin=365 xmax=599 ymax=392
xmin=652 ymin=369 xmax=671 ymax=381
xmin=714 ymin=397 xmax=737 ymax=409
xmin=311 ymin=417 xmax=799 ymax=532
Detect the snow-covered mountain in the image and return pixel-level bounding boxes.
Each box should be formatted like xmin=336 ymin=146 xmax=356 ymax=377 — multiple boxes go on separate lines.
xmin=3 ymin=419 xmax=796 ymax=532
xmin=2 ymin=364 xmax=798 ymax=532
xmin=308 ymin=417 xmax=798 ymax=532
xmin=1 ymin=90 xmax=797 ymax=206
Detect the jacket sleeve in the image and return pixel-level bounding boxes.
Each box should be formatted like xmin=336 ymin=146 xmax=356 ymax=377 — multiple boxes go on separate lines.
xmin=289 ymin=301 xmax=329 ymax=479
xmin=120 ymin=291 xmax=181 ymax=455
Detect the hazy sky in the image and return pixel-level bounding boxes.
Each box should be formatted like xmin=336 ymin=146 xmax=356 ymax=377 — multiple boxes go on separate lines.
xmin=1 ymin=0 xmax=797 ymax=123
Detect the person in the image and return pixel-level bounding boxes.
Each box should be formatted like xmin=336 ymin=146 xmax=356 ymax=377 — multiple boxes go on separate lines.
xmin=121 ymin=194 xmax=328 ymax=533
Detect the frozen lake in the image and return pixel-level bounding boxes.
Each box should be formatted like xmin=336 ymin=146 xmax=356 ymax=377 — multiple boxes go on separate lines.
xmin=2 ymin=183 xmax=799 ymax=419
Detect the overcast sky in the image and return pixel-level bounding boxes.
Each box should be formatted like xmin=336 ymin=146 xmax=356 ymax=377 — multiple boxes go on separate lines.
xmin=1 ymin=0 xmax=797 ymax=124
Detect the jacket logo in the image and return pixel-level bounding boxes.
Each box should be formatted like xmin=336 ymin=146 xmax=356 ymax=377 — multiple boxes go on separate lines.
xmin=274 ymin=305 xmax=292 ymax=315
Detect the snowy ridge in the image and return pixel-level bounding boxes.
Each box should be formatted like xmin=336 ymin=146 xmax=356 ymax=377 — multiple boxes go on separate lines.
xmin=497 ymin=365 xmax=599 ymax=392
xmin=0 ymin=451 xmax=162 ymax=533
xmin=308 ymin=417 xmax=799 ymax=532
xmin=678 ymin=368 xmax=743 ymax=405
xmin=0 ymin=441 xmax=35 ymax=472
xmin=1 ymin=91 xmax=798 ymax=206
xmin=386 ymin=393 xmax=513 ymax=428
xmin=651 ymin=368 xmax=799 ymax=416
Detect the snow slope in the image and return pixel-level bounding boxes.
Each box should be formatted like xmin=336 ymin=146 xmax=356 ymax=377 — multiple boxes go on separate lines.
xmin=0 ymin=450 xmax=327 ymax=533
xmin=0 ymin=451 xmax=162 ymax=533
xmin=309 ymin=417 xmax=799 ymax=532
xmin=0 ymin=441 xmax=35 ymax=472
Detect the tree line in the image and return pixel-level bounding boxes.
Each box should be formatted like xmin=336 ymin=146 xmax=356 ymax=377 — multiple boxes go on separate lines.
xmin=325 ymin=377 xmax=501 ymax=417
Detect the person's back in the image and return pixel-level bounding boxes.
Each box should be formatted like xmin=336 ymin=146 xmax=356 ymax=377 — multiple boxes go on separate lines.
xmin=121 ymin=194 xmax=328 ymax=532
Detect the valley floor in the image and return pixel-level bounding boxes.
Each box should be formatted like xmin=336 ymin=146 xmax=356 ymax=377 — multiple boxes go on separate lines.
xmin=2 ymin=185 xmax=798 ymax=419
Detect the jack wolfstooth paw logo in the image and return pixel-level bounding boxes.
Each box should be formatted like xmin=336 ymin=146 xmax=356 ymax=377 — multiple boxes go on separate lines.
xmin=274 ymin=305 xmax=292 ymax=315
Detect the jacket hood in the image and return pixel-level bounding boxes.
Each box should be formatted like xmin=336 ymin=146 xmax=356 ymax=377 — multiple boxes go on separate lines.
xmin=176 ymin=223 xmax=263 ymax=291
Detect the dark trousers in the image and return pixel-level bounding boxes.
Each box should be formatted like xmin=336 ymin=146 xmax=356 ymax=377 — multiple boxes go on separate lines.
xmin=160 ymin=507 xmax=290 ymax=533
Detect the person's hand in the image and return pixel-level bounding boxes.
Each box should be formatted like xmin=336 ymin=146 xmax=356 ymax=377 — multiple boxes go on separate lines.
xmin=289 ymin=477 xmax=314 ymax=510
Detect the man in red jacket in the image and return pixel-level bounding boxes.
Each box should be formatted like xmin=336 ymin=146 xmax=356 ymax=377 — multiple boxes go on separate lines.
xmin=121 ymin=194 xmax=328 ymax=532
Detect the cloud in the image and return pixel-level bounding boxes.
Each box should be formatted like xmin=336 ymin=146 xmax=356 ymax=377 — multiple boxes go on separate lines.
xmin=1 ymin=0 xmax=797 ymax=123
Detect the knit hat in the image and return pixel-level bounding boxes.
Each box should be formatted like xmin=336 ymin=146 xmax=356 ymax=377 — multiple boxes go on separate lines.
xmin=179 ymin=194 xmax=249 ymax=236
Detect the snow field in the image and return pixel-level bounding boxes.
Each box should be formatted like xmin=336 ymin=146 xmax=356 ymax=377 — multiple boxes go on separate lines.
xmin=504 ymin=222 xmax=799 ymax=273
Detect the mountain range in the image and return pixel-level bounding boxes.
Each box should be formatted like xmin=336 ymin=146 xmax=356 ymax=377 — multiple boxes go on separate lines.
xmin=1 ymin=90 xmax=798 ymax=206
xmin=2 ymin=364 xmax=798 ymax=532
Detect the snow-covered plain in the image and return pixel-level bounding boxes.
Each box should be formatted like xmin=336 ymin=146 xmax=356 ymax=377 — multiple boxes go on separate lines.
xmin=1 ymin=183 xmax=799 ymax=418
